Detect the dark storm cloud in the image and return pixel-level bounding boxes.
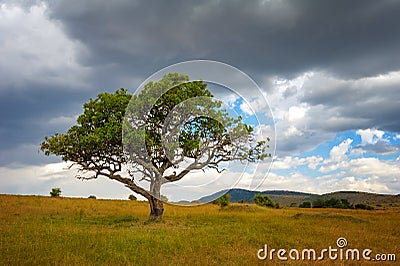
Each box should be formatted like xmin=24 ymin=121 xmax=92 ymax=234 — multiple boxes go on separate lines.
xmin=354 ymin=141 xmax=400 ymax=155
xmin=1 ymin=0 xmax=400 ymax=167
xmin=47 ymin=0 xmax=400 ymax=80
xmin=0 ymin=85 xmax=90 ymax=165
xmin=301 ymin=73 xmax=400 ymax=133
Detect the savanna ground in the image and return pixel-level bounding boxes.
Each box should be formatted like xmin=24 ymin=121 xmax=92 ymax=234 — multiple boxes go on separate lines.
xmin=0 ymin=194 xmax=398 ymax=265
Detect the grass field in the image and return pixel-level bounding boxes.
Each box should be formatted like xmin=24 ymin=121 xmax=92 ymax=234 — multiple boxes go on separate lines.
xmin=0 ymin=194 xmax=398 ymax=265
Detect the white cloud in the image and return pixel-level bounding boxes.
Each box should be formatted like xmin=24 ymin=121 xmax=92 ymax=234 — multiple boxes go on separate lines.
xmin=330 ymin=138 xmax=353 ymax=162
xmin=318 ymin=139 xmax=353 ymax=173
xmin=356 ymin=128 xmax=385 ymax=145
xmin=239 ymin=94 xmax=269 ymax=115
xmin=0 ymin=162 xmax=132 ymax=199
xmin=348 ymin=157 xmax=400 ymax=178
xmin=254 ymin=124 xmax=275 ymax=143
xmin=271 ymin=155 xmax=323 ymax=170
xmin=283 ymin=125 xmax=303 ymax=138
xmin=0 ymin=3 xmax=90 ymax=89
xmin=258 ymin=167 xmax=396 ymax=194
xmin=48 ymin=115 xmax=78 ymax=127
xmin=287 ymin=104 xmax=309 ymax=123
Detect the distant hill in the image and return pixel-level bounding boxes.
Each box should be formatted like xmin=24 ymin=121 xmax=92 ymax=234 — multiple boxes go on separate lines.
xmin=199 ymin=188 xmax=400 ymax=208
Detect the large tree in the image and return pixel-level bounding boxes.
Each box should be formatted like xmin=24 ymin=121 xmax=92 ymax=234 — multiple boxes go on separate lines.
xmin=41 ymin=73 xmax=270 ymax=220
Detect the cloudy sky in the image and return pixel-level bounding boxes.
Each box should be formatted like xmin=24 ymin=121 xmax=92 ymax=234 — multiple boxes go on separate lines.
xmin=1 ymin=0 xmax=399 ymax=200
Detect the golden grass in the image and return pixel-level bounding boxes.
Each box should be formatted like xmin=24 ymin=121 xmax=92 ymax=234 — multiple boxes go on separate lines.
xmin=0 ymin=195 xmax=398 ymax=265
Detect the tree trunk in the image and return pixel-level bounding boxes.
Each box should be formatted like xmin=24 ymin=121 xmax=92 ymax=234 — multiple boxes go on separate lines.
xmin=149 ymin=195 xmax=164 ymax=221
xmin=109 ymin=174 xmax=165 ymax=221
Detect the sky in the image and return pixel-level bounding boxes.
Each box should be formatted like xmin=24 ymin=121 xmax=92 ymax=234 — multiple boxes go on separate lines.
xmin=0 ymin=0 xmax=399 ymax=200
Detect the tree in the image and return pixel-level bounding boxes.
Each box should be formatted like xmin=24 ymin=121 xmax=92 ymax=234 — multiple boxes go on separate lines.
xmin=160 ymin=195 xmax=168 ymax=202
xmin=213 ymin=193 xmax=231 ymax=207
xmin=41 ymin=73 xmax=270 ymax=221
xmin=312 ymin=198 xmax=326 ymax=208
xmin=128 ymin=194 xmax=137 ymax=201
xmin=254 ymin=193 xmax=275 ymax=208
xmin=50 ymin=188 xmax=61 ymax=197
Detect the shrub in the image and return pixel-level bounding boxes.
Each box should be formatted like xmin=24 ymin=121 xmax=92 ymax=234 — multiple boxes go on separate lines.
xmin=213 ymin=193 xmax=231 ymax=207
xmin=50 ymin=188 xmax=61 ymax=197
xmin=128 ymin=195 xmax=137 ymax=201
xmin=160 ymin=195 xmax=169 ymax=202
xmin=312 ymin=198 xmax=325 ymax=208
xmin=88 ymin=195 xmax=96 ymax=199
xmin=355 ymin=203 xmax=374 ymax=210
xmin=299 ymin=201 xmax=311 ymax=208
xmin=254 ymin=194 xmax=275 ymax=208
xmin=311 ymin=197 xmax=354 ymax=209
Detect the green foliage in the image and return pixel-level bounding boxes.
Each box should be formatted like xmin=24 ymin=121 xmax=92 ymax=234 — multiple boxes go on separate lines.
xmin=355 ymin=203 xmax=375 ymax=210
xmin=123 ymin=73 xmax=270 ymax=181
xmin=88 ymin=195 xmax=96 ymax=199
xmin=50 ymin=188 xmax=61 ymax=197
xmin=312 ymin=197 xmax=354 ymax=209
xmin=128 ymin=195 xmax=137 ymax=201
xmin=160 ymin=195 xmax=168 ymax=202
xmin=213 ymin=193 xmax=231 ymax=207
xmin=254 ymin=193 xmax=275 ymax=208
xmin=299 ymin=201 xmax=311 ymax=208
xmin=41 ymin=73 xmax=271 ymax=220
xmin=40 ymin=89 xmax=131 ymax=179
xmin=312 ymin=198 xmax=325 ymax=208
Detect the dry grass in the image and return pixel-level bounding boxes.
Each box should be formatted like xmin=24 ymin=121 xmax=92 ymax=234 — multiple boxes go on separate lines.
xmin=0 ymin=195 xmax=398 ymax=265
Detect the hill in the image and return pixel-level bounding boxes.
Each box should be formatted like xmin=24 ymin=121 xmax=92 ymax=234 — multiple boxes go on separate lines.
xmin=199 ymin=188 xmax=400 ymax=208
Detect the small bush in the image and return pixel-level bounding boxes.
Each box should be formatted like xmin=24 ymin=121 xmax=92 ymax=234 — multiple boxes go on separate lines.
xmin=312 ymin=198 xmax=325 ymax=208
xmin=213 ymin=194 xmax=231 ymax=207
xmin=160 ymin=195 xmax=168 ymax=202
xmin=88 ymin=195 xmax=96 ymax=199
xmin=50 ymin=188 xmax=61 ymax=197
xmin=254 ymin=194 xmax=275 ymax=208
xmin=128 ymin=195 xmax=137 ymax=201
xmin=355 ymin=203 xmax=374 ymax=210
xmin=299 ymin=201 xmax=311 ymax=208
xmin=311 ymin=197 xmax=354 ymax=209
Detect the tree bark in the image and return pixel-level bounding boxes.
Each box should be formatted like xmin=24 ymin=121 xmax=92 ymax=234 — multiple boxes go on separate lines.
xmin=149 ymin=195 xmax=164 ymax=221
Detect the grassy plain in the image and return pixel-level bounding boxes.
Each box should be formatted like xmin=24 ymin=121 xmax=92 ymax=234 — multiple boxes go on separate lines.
xmin=0 ymin=194 xmax=398 ymax=265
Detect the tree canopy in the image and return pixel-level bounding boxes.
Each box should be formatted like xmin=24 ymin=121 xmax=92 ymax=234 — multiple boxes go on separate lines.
xmin=41 ymin=73 xmax=270 ymax=220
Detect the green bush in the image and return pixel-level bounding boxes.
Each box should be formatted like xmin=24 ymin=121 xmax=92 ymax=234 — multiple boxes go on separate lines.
xmin=355 ymin=203 xmax=374 ymax=210
xmin=312 ymin=197 xmax=354 ymax=209
xmin=88 ymin=195 xmax=96 ymax=199
xmin=254 ymin=194 xmax=275 ymax=208
xmin=299 ymin=201 xmax=311 ymax=208
xmin=50 ymin=188 xmax=61 ymax=197
xmin=213 ymin=194 xmax=231 ymax=207
xmin=312 ymin=198 xmax=325 ymax=208
xmin=128 ymin=195 xmax=137 ymax=201
xmin=160 ymin=195 xmax=169 ymax=202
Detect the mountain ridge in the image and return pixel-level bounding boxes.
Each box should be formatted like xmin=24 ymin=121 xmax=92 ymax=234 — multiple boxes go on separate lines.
xmin=198 ymin=188 xmax=400 ymax=207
